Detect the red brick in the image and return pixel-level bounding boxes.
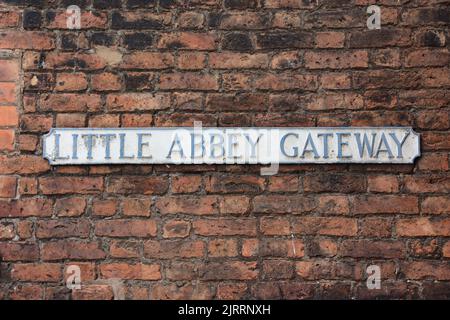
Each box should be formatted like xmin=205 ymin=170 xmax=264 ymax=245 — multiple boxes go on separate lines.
xmin=416 ymin=110 xmax=449 ymax=130
xmin=320 ymin=73 xmax=351 ymax=89
xmin=55 ymin=197 xmax=87 ymax=217
xmin=351 ymin=195 xmax=419 ymax=214
xmin=219 ymin=196 xmax=250 ymax=214
xmin=340 ymin=240 xmax=405 ymax=258
xmin=159 ymin=72 xmax=219 ymax=90
xmin=163 ymin=220 xmax=191 ymax=238
xmin=254 ymin=73 xmax=317 ymax=91
xmin=418 ymin=153 xmax=449 ymax=172
xmin=304 ymin=51 xmax=368 ymax=69
xmin=304 ymin=174 xmax=365 ymax=193
xmin=20 ymin=114 xmax=53 ymax=132
xmin=404 ymin=175 xmax=450 ymax=193
xmin=55 ymin=113 xmax=86 ymax=127
xmin=91 ymin=72 xmax=122 ymax=91
xmin=0 ymin=198 xmax=52 ymax=218
xmin=0 ymin=155 xmax=50 ymax=174
xmin=253 ymin=239 xmax=304 ymax=258
xmin=18 ymin=134 xmax=38 ymax=152
xmin=209 ymin=53 xmax=268 ymax=69
xmin=122 ymin=198 xmax=151 ymax=216
xmin=178 ymin=52 xmax=206 ymax=70
xmin=0 ymin=243 xmax=39 ymax=261
xmin=396 ymin=218 xmax=450 ymax=237
xmin=91 ymin=199 xmax=117 ymax=216
xmin=100 ymin=263 xmax=161 ymax=280
xmin=0 ymin=223 xmax=14 ymax=240
xmin=40 ymin=94 xmax=101 ymax=112
xmin=106 ymin=93 xmax=170 ymax=112
xmin=95 ymin=219 xmax=157 ymax=237
xmin=110 ymin=240 xmax=140 ymax=258
xmin=368 ymin=175 xmax=399 ymax=193
xmin=0 ymin=176 xmax=17 ymax=198
xmin=402 ymin=261 xmax=450 ymax=280
xmin=121 ymin=113 xmax=153 ymax=127
xmin=158 ymin=32 xmax=217 ymax=50
xmin=405 ymin=49 xmax=449 ymax=67
xmin=88 ymin=114 xmax=120 ymax=127
xmin=171 ymin=175 xmax=202 ymax=193
xmin=315 ymin=32 xmax=345 ymax=48
xmin=39 ymin=177 xmax=103 ymax=195
xmin=272 ymin=12 xmax=301 ymax=28
xmin=11 ymin=263 xmax=61 ymax=282
xmin=260 ymin=217 xmax=290 ymax=236
xmin=292 ymin=217 xmax=357 ymax=236
xmin=16 ymin=221 xmax=33 ymax=240
xmin=120 ymin=52 xmax=174 ymax=69
xmin=55 ymin=73 xmax=88 ymax=92
xmin=0 ymin=31 xmax=55 ymax=50
xmin=217 ymin=283 xmax=248 ymax=300
xmin=270 ymin=51 xmax=302 ymax=69
xmin=0 ymin=106 xmax=18 ymax=126
xmin=443 ymin=242 xmax=450 ymax=258
xmin=208 ymin=239 xmax=238 ymax=257
xmin=200 ymin=261 xmax=258 ymax=280
xmin=151 ymin=283 xmax=213 ymax=300
xmin=0 ymin=11 xmax=20 ymax=28
xmin=155 ymin=195 xmax=218 ymax=215
xmin=36 ymin=219 xmax=90 ymax=239
xmin=46 ymin=10 xmax=107 ymax=29
xmin=359 ymin=218 xmax=392 ymax=238
xmin=10 ymin=285 xmax=43 ymax=300
xmin=422 ymin=196 xmax=450 ymax=214
xmin=0 ymin=129 xmax=14 ymax=150
xmin=72 ymin=285 xmax=113 ymax=300
xmin=107 ymin=176 xmax=168 ymax=195
xmin=253 ymin=195 xmax=316 ymax=214
xmin=268 ymin=175 xmax=299 ymax=192
xmin=371 ymin=49 xmax=401 ymax=68
xmin=41 ymin=240 xmax=106 ymax=261
xmin=296 ymin=260 xmax=353 ymax=280
xmin=144 ymin=240 xmax=204 ymax=259
xmin=193 ymin=218 xmax=257 ymax=236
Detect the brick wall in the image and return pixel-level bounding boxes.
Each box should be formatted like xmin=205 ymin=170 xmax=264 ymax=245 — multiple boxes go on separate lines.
xmin=0 ymin=0 xmax=449 ymax=300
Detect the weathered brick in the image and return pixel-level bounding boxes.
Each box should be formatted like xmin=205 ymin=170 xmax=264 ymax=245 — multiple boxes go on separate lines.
xmin=100 ymin=263 xmax=161 ymax=280
xmin=0 ymin=176 xmax=17 ymax=198
xmin=36 ymin=219 xmax=90 ymax=239
xmin=106 ymin=93 xmax=170 ymax=112
xmin=0 ymin=31 xmax=54 ymax=49
xmin=39 ymin=177 xmax=103 ymax=195
xmin=292 ymin=217 xmax=357 ymax=236
xmin=304 ymin=51 xmax=369 ymax=69
xmin=144 ymin=240 xmax=204 ymax=259
xmin=396 ymin=218 xmax=450 ymax=237
xmin=155 ymin=196 xmax=218 ymax=215
xmin=351 ymin=195 xmax=419 ymax=214
xmin=41 ymin=240 xmax=106 ymax=261
xmin=340 ymin=240 xmax=405 ymax=258
xmin=11 ymin=263 xmax=61 ymax=282
xmin=193 ymin=218 xmax=257 ymax=236
xmin=107 ymin=176 xmax=168 ymax=194
xmin=0 ymin=198 xmax=52 ymax=218
xmin=0 ymin=243 xmax=39 ymax=261
xmin=162 ymin=220 xmax=191 ymax=238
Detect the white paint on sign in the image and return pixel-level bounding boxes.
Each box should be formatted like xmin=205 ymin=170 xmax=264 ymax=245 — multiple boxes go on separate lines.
xmin=42 ymin=127 xmax=420 ymax=165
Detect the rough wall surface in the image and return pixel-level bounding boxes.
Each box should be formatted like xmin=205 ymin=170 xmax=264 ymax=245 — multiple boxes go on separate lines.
xmin=0 ymin=0 xmax=449 ymax=300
